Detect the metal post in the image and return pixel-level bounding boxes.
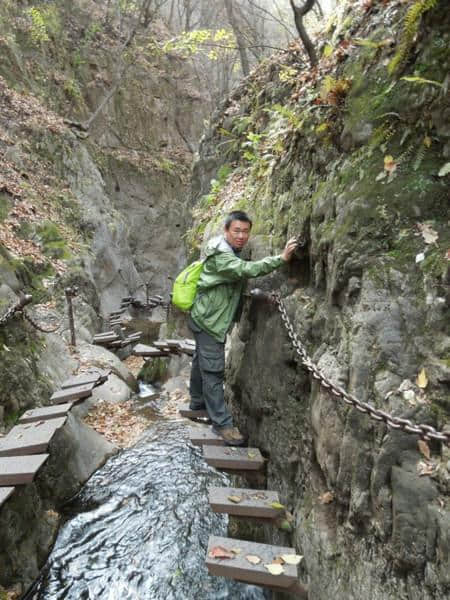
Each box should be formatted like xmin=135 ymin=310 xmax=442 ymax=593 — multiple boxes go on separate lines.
xmin=145 ymin=281 xmax=150 ymax=307
xmin=65 ymin=286 xmax=78 ymax=347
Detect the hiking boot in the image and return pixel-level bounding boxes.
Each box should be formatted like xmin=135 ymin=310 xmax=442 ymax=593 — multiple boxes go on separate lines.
xmin=189 ymin=402 xmax=206 ymax=411
xmin=212 ymin=425 xmax=246 ymax=447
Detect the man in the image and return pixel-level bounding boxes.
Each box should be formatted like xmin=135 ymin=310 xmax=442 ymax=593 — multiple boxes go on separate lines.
xmin=188 ymin=210 xmax=298 ymax=446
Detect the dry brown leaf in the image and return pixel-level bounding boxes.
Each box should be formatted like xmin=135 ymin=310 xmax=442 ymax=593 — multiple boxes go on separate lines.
xmin=209 ymin=546 xmax=235 ymax=559
xmin=417 ymin=461 xmax=434 ymax=476
xmin=418 ymin=440 xmax=431 ymax=460
xmin=273 ymin=556 xmax=285 ymax=565
xmin=318 ymin=491 xmax=334 ymax=504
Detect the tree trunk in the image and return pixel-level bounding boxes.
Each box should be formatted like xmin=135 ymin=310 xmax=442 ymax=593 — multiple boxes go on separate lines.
xmin=224 ymin=0 xmax=250 ymax=77
xmin=289 ymin=0 xmax=318 ymax=67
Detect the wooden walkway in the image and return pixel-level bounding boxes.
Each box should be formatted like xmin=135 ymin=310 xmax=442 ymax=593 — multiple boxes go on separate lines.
xmin=188 ymin=420 xmax=307 ymax=594
xmin=0 ymin=366 xmax=110 ymax=506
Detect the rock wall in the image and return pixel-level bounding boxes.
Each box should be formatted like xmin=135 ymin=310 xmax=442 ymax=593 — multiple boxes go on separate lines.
xmin=191 ymin=2 xmax=449 ymax=598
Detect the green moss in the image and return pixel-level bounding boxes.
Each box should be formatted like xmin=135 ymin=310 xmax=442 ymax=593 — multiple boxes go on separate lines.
xmin=37 ymin=221 xmax=70 ymax=259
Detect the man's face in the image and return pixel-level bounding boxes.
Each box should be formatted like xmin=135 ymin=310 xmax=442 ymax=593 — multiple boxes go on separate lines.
xmin=224 ymin=219 xmax=251 ymax=251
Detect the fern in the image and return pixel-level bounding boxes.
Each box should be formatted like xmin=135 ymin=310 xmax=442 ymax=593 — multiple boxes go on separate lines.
xmin=388 ymin=0 xmax=440 ymax=75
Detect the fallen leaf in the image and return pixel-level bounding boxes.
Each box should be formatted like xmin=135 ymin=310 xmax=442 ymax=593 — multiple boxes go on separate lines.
xmin=318 ymin=491 xmax=334 ymax=504
xmin=415 ymin=252 xmax=425 ymax=263
xmin=209 ymin=546 xmax=235 ymax=559
xmin=423 ymin=135 xmax=432 ymax=148
xmin=417 ymin=461 xmax=434 ymax=476
xmin=245 ymin=554 xmax=261 ymax=565
xmin=264 ymin=563 xmax=284 ymax=575
xmin=228 ymin=495 xmax=242 ymax=504
xmin=416 ymin=368 xmax=428 ymax=389
xmin=269 ymin=501 xmax=285 ymax=510
xmin=229 ymin=548 xmax=242 ymax=555
xmin=281 ymin=554 xmax=303 ymax=565
xmin=248 ymin=450 xmax=257 ymax=459
xmin=438 ymin=162 xmax=450 ymax=177
xmin=417 ymin=223 xmax=438 ymax=245
xmin=273 ymin=556 xmax=285 ymax=564
xmin=418 ymin=440 xmax=430 ymax=460
xmin=384 ymin=155 xmax=397 ymax=173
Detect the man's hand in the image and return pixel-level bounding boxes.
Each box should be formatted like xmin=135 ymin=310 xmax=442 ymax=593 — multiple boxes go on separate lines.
xmin=281 ymin=237 xmax=299 ymax=262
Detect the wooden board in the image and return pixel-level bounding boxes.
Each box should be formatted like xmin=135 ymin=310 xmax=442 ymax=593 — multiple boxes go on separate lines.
xmin=208 ymin=487 xmax=283 ymax=518
xmin=0 ymin=417 xmax=66 ymax=456
xmin=179 ymin=404 xmax=209 ymax=419
xmin=189 ymin=427 xmax=225 ymax=446
xmin=133 ymin=344 xmax=169 ymax=357
xmin=0 ymin=486 xmax=15 ymax=507
xmin=19 ymin=403 xmax=73 ymax=424
xmin=203 ymin=446 xmax=264 ymax=471
xmin=206 ymin=535 xmax=298 ymax=589
xmin=50 ymin=382 xmax=95 ymax=404
xmin=0 ymin=454 xmax=49 ymax=485
xmin=61 ymin=369 xmax=109 ymax=389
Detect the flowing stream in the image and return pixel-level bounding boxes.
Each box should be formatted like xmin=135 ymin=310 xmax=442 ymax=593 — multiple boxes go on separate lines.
xmin=34 ymin=411 xmax=267 ymax=600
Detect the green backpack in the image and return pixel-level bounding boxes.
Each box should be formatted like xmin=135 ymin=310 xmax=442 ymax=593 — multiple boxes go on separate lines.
xmin=172 ymin=260 xmax=204 ymax=311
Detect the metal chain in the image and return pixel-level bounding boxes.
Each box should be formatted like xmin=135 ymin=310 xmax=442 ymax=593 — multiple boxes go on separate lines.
xmin=273 ymin=293 xmax=450 ymax=446
xmin=22 ymin=309 xmax=62 ymax=333
xmin=0 ymin=294 xmax=33 ymax=326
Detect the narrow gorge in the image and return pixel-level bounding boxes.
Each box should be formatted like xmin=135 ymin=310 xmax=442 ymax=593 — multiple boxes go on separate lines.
xmin=0 ymin=1 xmax=448 ymax=599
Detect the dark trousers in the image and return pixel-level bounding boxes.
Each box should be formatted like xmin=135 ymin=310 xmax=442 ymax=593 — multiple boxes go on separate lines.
xmin=188 ymin=316 xmax=232 ymax=429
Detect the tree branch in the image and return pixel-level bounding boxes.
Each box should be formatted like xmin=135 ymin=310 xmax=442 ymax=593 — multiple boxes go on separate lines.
xmin=289 ymin=0 xmax=318 ymax=67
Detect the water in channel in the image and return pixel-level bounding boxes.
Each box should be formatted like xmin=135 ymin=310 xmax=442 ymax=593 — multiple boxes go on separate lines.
xmin=34 ymin=416 xmax=268 ymax=600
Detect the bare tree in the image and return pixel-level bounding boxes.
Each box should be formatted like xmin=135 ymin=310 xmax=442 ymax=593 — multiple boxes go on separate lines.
xmin=289 ymin=0 xmax=318 ymax=66
xmin=224 ymin=0 xmax=250 ymax=77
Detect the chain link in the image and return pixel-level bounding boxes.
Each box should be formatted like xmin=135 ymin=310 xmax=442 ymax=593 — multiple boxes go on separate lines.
xmin=273 ymin=293 xmax=450 ymax=446
xmin=23 ymin=309 xmax=62 ymax=333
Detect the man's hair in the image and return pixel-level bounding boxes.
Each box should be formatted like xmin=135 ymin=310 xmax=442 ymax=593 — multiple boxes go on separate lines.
xmin=224 ymin=211 xmax=253 ymax=230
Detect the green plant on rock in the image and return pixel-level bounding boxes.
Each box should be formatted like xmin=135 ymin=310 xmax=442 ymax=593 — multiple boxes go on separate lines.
xmin=26 ymin=5 xmax=61 ymax=46
xmin=388 ymin=0 xmax=440 ymax=75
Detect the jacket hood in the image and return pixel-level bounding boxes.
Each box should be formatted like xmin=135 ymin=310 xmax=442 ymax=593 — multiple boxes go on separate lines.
xmin=202 ymin=235 xmax=234 ymax=258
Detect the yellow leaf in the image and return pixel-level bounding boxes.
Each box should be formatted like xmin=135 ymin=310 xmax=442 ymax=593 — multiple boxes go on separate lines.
xmin=264 ymin=563 xmax=284 ymax=575
xmin=384 ymin=155 xmax=397 ymax=173
xmin=423 ymin=135 xmax=432 ymax=148
xmin=228 ymin=495 xmax=242 ymax=504
xmin=281 ymin=554 xmax=303 ymax=565
xmin=269 ymin=501 xmax=285 ymax=510
xmin=246 ymin=554 xmax=261 ymax=565
xmin=416 ymin=368 xmax=428 ymax=389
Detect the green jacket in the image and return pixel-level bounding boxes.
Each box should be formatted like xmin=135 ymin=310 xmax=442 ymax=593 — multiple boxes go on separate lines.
xmin=191 ymin=235 xmax=284 ymax=342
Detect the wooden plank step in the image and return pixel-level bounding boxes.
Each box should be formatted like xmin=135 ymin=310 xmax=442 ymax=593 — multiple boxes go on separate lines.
xmin=203 ymin=446 xmax=264 ymax=471
xmin=153 ymin=341 xmax=171 ymax=351
xmin=50 ymin=382 xmax=95 ymax=405
xmin=19 ymin=403 xmax=73 ymax=424
xmin=179 ymin=404 xmax=208 ymax=419
xmin=61 ymin=369 xmax=109 ymax=389
xmin=189 ymin=427 xmax=225 ymax=446
xmin=178 ymin=342 xmax=195 ymax=356
xmin=0 ymin=417 xmax=67 ymax=456
xmin=0 ymin=486 xmax=15 ymax=507
xmin=208 ymin=487 xmax=284 ymax=518
xmin=93 ymin=332 xmax=118 ymax=341
xmin=163 ymin=339 xmax=182 ymax=349
xmin=206 ymin=535 xmax=299 ymax=590
xmin=133 ymin=344 xmax=169 ymax=357
xmin=0 ymin=455 xmax=49 ymax=485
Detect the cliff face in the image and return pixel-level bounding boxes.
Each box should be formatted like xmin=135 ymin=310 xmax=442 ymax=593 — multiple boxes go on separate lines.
xmin=0 ymin=0 xmax=207 ymax=427
xmin=191 ymin=2 xmax=449 ymax=598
